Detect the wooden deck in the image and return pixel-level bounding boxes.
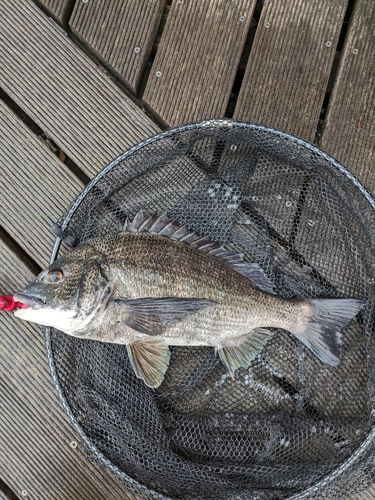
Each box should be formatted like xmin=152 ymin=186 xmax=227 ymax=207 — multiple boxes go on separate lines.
xmin=0 ymin=0 xmax=374 ymax=498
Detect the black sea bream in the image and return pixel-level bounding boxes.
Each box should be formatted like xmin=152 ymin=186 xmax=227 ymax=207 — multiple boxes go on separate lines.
xmin=14 ymin=211 xmax=364 ymax=388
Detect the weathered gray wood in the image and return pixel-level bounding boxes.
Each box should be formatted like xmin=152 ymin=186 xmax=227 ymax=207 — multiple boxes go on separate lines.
xmin=350 ymin=486 xmax=375 ymax=499
xmin=0 ymin=240 xmax=138 ymax=500
xmin=142 ymin=0 xmax=257 ymax=127
xmin=70 ymin=0 xmax=165 ymax=94
xmin=320 ymin=0 xmax=375 ymax=194
xmin=34 ymin=0 xmax=73 ymax=25
xmin=234 ymin=0 xmax=348 ymax=142
xmin=0 ymin=489 xmax=10 ymax=500
xmin=0 ymin=100 xmax=84 ymax=268
xmin=0 ymin=0 xmax=160 ymax=179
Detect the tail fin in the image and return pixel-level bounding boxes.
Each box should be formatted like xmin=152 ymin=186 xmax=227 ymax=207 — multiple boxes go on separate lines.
xmin=292 ymin=299 xmax=365 ymax=366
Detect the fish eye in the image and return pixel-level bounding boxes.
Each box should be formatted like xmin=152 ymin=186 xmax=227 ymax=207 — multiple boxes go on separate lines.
xmin=47 ymin=269 xmax=64 ymax=283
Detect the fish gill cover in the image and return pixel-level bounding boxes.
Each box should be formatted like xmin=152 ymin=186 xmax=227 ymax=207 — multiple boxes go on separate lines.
xmin=45 ymin=120 xmax=375 ymax=499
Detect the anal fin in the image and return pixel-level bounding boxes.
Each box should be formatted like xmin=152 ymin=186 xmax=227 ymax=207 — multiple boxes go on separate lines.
xmin=217 ymin=328 xmax=274 ymax=375
xmin=127 ymin=337 xmax=171 ymax=388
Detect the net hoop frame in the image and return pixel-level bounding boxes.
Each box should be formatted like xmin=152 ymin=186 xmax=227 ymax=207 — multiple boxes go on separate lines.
xmin=44 ymin=119 xmax=375 ymax=500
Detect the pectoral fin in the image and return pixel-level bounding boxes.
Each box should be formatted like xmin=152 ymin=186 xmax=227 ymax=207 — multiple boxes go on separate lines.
xmin=217 ymin=328 xmax=274 ymax=375
xmin=127 ymin=337 xmax=171 ymax=388
xmin=123 ymin=297 xmax=215 ymax=335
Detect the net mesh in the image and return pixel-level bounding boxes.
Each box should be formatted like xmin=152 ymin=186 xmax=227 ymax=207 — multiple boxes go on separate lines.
xmin=46 ymin=120 xmax=375 ymax=499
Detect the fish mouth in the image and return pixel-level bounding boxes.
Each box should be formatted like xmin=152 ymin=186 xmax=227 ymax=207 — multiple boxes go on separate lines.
xmin=13 ymin=293 xmax=45 ymax=309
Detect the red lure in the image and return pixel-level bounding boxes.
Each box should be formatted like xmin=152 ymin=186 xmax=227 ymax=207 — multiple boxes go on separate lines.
xmin=0 ymin=295 xmax=29 ymax=312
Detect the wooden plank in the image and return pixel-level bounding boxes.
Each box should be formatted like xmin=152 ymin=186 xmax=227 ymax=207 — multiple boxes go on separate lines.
xmin=0 ymin=99 xmax=84 ymax=268
xmin=142 ymin=0 xmax=257 ymax=127
xmin=0 ymin=240 xmax=138 ymax=500
xmin=0 ymin=490 xmax=10 ymax=500
xmin=234 ymin=0 xmax=348 ymax=142
xmin=70 ymin=0 xmax=165 ymax=94
xmin=0 ymin=0 xmax=160 ymax=179
xmin=34 ymin=0 xmax=73 ymax=25
xmin=320 ymin=0 xmax=375 ymax=194
xmin=349 ymin=485 xmax=375 ymax=500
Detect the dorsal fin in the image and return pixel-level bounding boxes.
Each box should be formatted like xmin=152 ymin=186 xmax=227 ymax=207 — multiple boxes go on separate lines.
xmin=129 ymin=208 xmax=146 ymax=232
xmin=123 ymin=210 xmax=275 ymax=294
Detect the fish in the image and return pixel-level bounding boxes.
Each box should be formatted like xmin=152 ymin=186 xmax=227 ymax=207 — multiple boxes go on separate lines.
xmin=13 ymin=210 xmax=365 ymax=388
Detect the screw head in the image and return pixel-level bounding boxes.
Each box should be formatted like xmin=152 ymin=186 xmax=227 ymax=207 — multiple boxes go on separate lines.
xmin=352 ymin=48 xmax=359 ymax=54
xmin=156 ymin=71 xmax=162 ymax=77
xmin=70 ymin=440 xmax=78 ymax=449
xmin=21 ymin=492 xmax=28 ymax=497
xmin=134 ymin=46 xmax=141 ymax=54
xmin=239 ymin=16 xmax=245 ymax=22
xmin=326 ymin=41 xmax=332 ymax=47
xmin=82 ymin=0 xmax=88 ymax=3
xmin=264 ymin=21 xmax=271 ymax=28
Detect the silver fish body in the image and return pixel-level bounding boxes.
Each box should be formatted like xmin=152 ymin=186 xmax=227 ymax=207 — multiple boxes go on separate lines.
xmin=14 ymin=212 xmax=365 ymax=388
